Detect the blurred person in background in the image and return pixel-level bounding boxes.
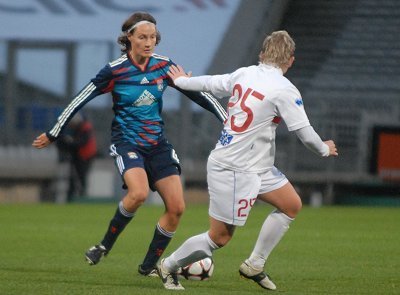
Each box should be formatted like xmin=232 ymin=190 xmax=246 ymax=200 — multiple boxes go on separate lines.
xmin=157 ymin=30 xmax=338 ymax=290
xmin=32 ymin=11 xmax=226 ymax=277
xmin=56 ymin=112 xmax=97 ymax=202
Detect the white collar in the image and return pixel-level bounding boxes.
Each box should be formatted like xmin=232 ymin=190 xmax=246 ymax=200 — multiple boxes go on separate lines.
xmin=259 ymin=63 xmax=283 ymax=75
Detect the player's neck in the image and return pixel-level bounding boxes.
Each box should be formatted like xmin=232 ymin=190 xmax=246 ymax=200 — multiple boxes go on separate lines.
xmin=129 ymin=51 xmax=149 ymax=71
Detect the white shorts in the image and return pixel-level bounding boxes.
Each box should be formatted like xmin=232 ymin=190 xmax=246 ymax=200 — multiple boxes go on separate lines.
xmin=207 ymin=160 xmax=288 ymax=226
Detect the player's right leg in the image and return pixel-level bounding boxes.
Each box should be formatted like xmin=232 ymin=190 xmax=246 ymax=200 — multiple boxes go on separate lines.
xmin=85 ymin=165 xmax=149 ymax=265
xmin=157 ymin=230 xmax=218 ymax=290
xmin=158 ymin=218 xmax=235 ymax=290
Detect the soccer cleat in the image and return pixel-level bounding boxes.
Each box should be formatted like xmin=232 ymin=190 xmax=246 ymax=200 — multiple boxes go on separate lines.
xmin=157 ymin=259 xmax=185 ymax=290
xmin=85 ymin=244 xmax=108 ymax=265
xmin=138 ymin=264 xmax=159 ymax=277
xmin=239 ymin=260 xmax=277 ymax=290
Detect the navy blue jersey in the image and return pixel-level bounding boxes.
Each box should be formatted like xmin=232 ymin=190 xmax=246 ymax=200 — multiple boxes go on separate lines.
xmin=47 ymin=53 xmax=226 ymax=149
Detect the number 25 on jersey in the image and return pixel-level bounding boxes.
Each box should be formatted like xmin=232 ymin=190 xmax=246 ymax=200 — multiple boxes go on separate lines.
xmin=226 ymin=84 xmax=265 ymax=132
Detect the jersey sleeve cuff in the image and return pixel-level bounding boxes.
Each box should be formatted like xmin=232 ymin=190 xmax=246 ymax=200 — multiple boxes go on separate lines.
xmin=46 ymin=131 xmax=57 ymax=142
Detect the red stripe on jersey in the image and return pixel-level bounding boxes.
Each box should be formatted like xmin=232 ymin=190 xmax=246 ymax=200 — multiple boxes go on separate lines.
xmin=112 ymin=67 xmax=130 ymax=75
xmin=272 ymin=116 xmax=281 ymax=124
xmin=142 ymin=126 xmax=159 ymax=134
xmin=142 ymin=120 xmax=160 ymax=125
xmin=135 ymin=139 xmax=145 ymax=147
xmin=150 ymin=75 xmax=168 ymax=84
xmin=114 ymin=75 xmax=130 ymax=81
xmin=138 ymin=133 xmax=158 ymax=145
xmin=149 ymin=61 xmax=168 ymax=72
xmin=102 ymin=80 xmax=115 ymax=93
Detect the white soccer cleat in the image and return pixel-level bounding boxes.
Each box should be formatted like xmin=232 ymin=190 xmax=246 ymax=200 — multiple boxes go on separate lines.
xmin=157 ymin=259 xmax=185 ymax=290
xmin=239 ymin=260 xmax=277 ymax=290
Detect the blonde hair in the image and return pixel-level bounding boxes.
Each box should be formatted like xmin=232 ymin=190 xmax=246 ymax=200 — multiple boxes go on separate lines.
xmin=259 ymin=30 xmax=295 ymax=68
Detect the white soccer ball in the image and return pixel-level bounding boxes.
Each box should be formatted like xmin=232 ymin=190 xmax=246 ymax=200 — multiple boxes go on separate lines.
xmin=177 ymin=257 xmax=214 ymax=281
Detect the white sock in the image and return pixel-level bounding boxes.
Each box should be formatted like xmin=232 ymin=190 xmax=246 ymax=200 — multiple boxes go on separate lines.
xmin=248 ymin=209 xmax=294 ymax=269
xmin=164 ymin=232 xmax=219 ymax=272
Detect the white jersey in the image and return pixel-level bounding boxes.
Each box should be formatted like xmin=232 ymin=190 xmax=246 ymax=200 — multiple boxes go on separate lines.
xmin=175 ymin=64 xmax=310 ymax=172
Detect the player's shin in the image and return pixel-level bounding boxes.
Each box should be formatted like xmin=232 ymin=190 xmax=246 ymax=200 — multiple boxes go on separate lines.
xmin=100 ymin=201 xmax=135 ymax=250
xmin=248 ymin=209 xmax=293 ymax=269
xmin=140 ymin=223 xmax=174 ymax=272
xmin=164 ymin=232 xmax=219 ymax=272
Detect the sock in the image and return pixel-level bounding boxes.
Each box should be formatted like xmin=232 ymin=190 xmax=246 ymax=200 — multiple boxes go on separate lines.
xmin=100 ymin=201 xmax=135 ymax=250
xmin=164 ymin=231 xmax=219 ymax=272
xmin=248 ymin=209 xmax=294 ymax=269
xmin=140 ymin=223 xmax=175 ymax=271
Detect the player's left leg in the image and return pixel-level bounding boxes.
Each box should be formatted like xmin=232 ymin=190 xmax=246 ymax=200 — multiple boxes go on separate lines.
xmin=240 ymin=177 xmax=301 ymax=290
xmin=138 ymin=143 xmax=183 ymax=276
xmin=138 ymin=175 xmax=185 ymax=276
xmin=249 ymin=181 xmax=301 ymax=267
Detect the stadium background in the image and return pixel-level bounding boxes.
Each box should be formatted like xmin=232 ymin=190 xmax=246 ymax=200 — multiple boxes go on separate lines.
xmin=0 ymin=0 xmax=399 ymax=205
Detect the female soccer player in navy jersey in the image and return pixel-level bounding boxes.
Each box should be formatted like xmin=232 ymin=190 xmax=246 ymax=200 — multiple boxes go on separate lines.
xmin=32 ymin=11 xmax=226 ymax=276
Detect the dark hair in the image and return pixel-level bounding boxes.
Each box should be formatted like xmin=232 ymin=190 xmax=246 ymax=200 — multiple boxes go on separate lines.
xmin=117 ymin=12 xmax=161 ymax=53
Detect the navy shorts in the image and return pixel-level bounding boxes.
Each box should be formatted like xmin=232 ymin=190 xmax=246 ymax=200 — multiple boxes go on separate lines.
xmin=109 ymin=140 xmax=181 ymax=191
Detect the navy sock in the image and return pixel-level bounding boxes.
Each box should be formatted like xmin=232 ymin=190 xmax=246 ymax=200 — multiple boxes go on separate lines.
xmin=141 ymin=223 xmax=174 ymax=270
xmin=100 ymin=201 xmax=134 ymax=251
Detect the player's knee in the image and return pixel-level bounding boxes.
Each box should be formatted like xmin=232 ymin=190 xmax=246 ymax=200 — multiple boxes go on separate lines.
xmin=175 ymin=202 xmax=185 ymax=217
xmin=209 ymin=232 xmax=232 ymax=248
xmin=285 ymin=198 xmax=302 ymax=218
xmin=125 ymin=190 xmax=148 ymax=208
xmin=166 ymin=201 xmax=185 ymax=218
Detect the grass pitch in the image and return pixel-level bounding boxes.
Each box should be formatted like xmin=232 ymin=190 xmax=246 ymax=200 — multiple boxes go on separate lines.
xmin=0 ymin=203 xmax=399 ymax=295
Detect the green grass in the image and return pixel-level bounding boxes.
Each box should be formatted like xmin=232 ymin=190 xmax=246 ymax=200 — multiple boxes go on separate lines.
xmin=0 ymin=204 xmax=399 ymax=294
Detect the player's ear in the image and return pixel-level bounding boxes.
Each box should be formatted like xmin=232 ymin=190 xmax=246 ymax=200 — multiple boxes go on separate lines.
xmin=259 ymin=51 xmax=265 ymax=63
xmin=156 ymin=31 xmax=161 ymax=45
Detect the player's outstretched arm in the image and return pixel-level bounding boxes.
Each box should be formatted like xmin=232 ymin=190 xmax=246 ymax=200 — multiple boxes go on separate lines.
xmin=295 ymin=126 xmax=338 ymax=157
xmin=168 ymin=65 xmax=227 ymax=122
xmin=32 ymin=133 xmax=51 ymax=149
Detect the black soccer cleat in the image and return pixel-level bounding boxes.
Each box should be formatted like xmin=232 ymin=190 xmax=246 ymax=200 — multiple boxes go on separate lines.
xmin=138 ymin=264 xmax=159 ymax=277
xmin=85 ymin=244 xmax=108 ymax=265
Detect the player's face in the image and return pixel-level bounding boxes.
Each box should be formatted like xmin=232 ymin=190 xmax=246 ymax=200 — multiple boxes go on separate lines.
xmin=128 ymin=23 xmax=157 ymax=62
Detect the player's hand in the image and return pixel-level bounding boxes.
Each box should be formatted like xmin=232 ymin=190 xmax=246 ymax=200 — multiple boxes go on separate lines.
xmin=324 ymin=140 xmax=338 ymax=156
xmin=32 ymin=133 xmax=51 ymax=149
xmin=167 ymin=64 xmax=191 ymax=82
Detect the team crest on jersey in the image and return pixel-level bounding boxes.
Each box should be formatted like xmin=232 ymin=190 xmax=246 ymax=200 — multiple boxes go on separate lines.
xmin=134 ymin=90 xmax=156 ymax=107
xmin=219 ymin=129 xmax=233 ymax=146
xmin=127 ymin=152 xmax=138 ymax=159
xmin=156 ymin=79 xmax=164 ymax=91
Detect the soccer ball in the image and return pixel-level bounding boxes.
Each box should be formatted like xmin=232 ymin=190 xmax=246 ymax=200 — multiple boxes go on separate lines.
xmin=177 ymin=257 xmax=214 ymax=281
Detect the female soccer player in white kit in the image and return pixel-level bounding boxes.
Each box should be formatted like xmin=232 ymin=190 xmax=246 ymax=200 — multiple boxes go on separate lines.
xmin=157 ymin=30 xmax=338 ymax=290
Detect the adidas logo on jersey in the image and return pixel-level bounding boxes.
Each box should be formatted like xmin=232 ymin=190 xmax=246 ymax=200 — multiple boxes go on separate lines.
xmin=134 ymin=90 xmax=156 ymax=107
xmin=140 ymin=77 xmax=149 ymax=84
